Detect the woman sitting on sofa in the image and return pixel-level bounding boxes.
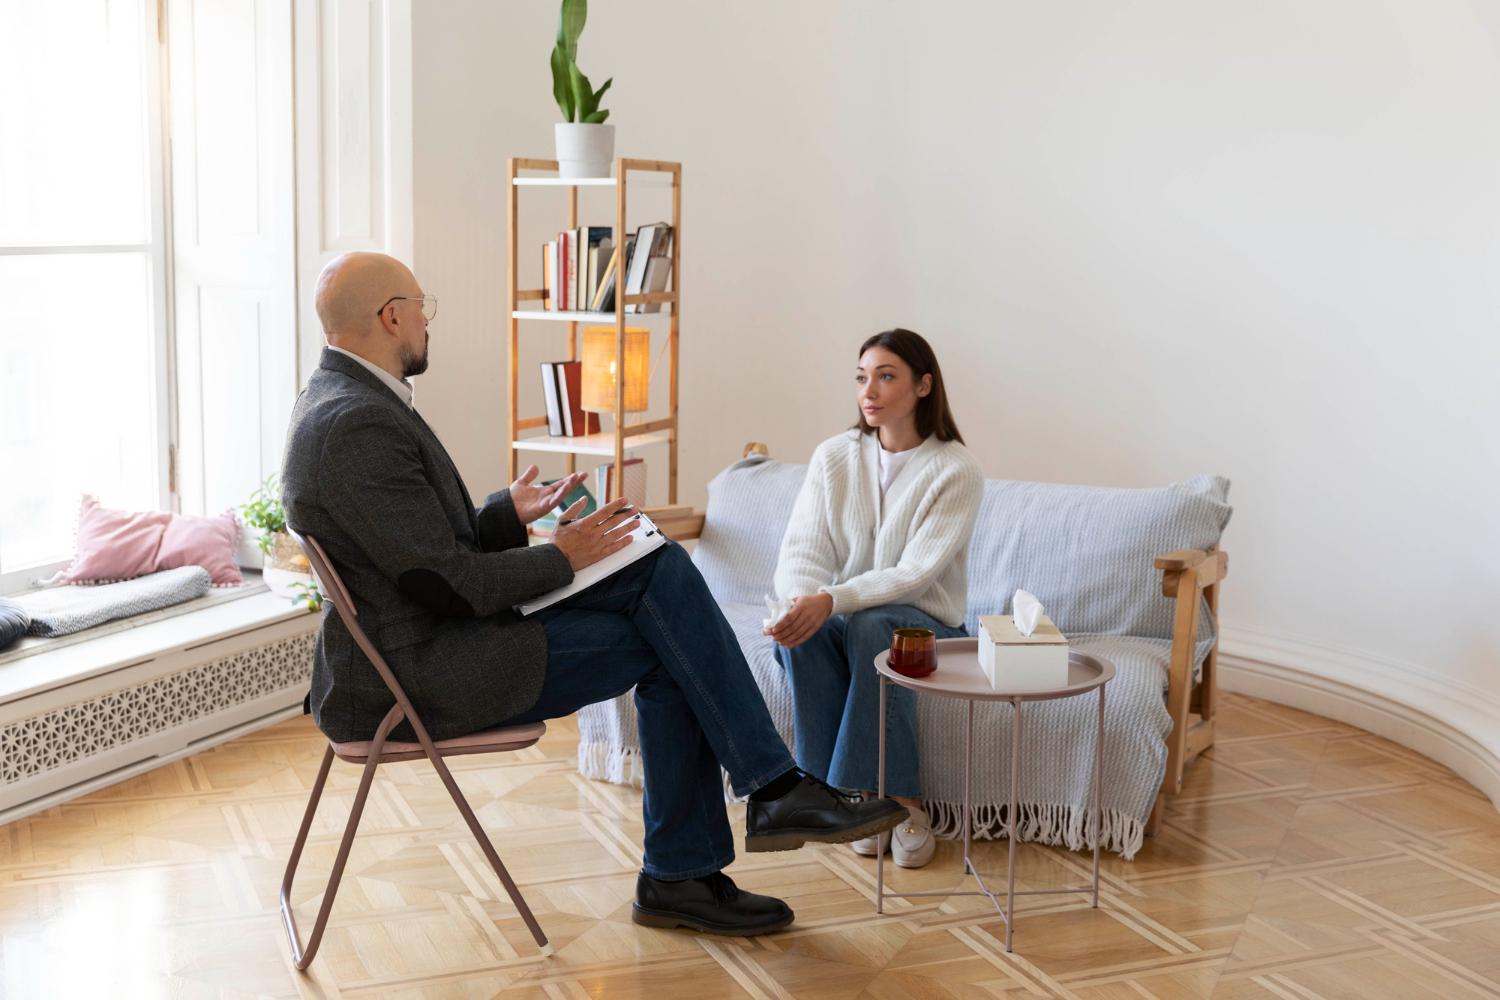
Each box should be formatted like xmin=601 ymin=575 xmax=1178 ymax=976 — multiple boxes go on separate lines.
xmin=767 ymin=328 xmax=984 ymax=867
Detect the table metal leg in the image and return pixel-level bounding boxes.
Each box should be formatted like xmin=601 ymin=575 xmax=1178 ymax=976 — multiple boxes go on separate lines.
xmin=1006 ymin=697 xmax=1022 ymax=952
xmin=963 ymin=699 xmax=973 ymax=875
xmin=1093 ymin=684 xmax=1106 ymax=908
xmin=877 ymin=675 xmax=887 ymax=914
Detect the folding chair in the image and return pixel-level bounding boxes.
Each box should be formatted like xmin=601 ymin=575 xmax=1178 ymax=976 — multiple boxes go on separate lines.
xmin=279 ymin=532 xmax=553 ymax=970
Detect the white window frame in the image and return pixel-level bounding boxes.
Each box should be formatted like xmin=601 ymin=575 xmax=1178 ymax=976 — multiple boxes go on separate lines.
xmin=0 ymin=0 xmax=175 ymax=595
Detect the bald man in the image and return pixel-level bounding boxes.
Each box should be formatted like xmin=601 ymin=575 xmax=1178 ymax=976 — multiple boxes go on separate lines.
xmin=281 ymin=253 xmax=906 ymax=937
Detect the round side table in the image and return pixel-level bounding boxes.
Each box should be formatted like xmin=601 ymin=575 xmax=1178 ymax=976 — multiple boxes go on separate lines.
xmin=873 ymin=637 xmax=1116 ymax=952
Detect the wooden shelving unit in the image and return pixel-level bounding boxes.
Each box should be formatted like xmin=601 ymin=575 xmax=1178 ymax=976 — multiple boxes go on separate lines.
xmin=506 ymin=157 xmax=682 ymax=506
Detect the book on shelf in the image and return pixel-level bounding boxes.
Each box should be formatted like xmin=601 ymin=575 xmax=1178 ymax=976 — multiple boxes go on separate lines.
xmin=638 ymin=256 xmax=673 ymax=312
xmin=542 ymin=241 xmax=556 ymax=311
xmin=589 ymin=235 xmax=631 ymax=312
xmin=586 ymin=238 xmax=609 ymax=311
xmin=625 ymin=222 xmax=673 ymax=313
xmin=595 ymin=457 xmax=646 ymax=507
xmin=583 ymin=226 xmax=611 ymax=308
xmin=540 ymin=362 xmax=564 ymax=435
xmin=556 ymin=360 xmax=600 ymax=436
xmin=530 ymin=480 xmax=597 ymax=538
xmin=559 ymin=235 xmax=572 ymax=311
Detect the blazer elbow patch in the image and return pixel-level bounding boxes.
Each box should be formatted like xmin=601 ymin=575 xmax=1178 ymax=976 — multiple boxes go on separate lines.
xmin=398 ymin=568 xmax=476 ymax=617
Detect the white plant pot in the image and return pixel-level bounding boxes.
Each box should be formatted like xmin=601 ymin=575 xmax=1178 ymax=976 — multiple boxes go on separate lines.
xmin=555 ymin=123 xmax=615 ymax=179
xmin=236 ymin=529 xmax=266 ymax=571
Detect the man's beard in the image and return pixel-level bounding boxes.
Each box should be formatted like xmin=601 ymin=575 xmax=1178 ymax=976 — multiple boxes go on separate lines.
xmin=400 ymin=333 xmax=429 ymax=378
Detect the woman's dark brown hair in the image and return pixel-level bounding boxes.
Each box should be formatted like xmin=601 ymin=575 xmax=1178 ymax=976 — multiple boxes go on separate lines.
xmin=855 ymin=328 xmax=964 ymax=444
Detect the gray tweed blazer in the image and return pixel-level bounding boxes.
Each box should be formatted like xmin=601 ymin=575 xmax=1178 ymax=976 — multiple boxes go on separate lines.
xmin=281 ymin=349 xmax=574 ymax=742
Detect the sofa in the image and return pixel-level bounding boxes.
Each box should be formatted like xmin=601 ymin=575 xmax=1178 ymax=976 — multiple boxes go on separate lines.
xmin=578 ymin=448 xmax=1232 ymax=859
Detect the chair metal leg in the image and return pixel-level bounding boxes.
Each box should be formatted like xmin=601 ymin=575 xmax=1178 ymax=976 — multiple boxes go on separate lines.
xmin=280 ymin=746 xmax=383 ymax=970
xmin=427 ymin=752 xmax=552 ymax=955
xmin=279 ymin=744 xmax=333 ymax=968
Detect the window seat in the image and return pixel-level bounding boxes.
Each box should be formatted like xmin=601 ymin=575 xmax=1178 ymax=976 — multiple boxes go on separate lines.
xmin=0 ymin=577 xmax=271 ymax=669
xmin=0 ymin=572 xmax=320 ymax=823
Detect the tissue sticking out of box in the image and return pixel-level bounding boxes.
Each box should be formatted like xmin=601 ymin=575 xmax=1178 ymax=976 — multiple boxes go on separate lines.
xmin=763 ymin=594 xmax=791 ymax=631
xmin=1012 ymin=589 xmax=1044 ymax=637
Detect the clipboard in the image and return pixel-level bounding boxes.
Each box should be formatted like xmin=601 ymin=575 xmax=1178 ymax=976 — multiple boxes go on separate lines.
xmin=515 ymin=511 xmax=666 ymax=616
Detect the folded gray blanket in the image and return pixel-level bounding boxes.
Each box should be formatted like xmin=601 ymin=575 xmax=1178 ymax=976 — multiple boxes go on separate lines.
xmin=14 ymin=567 xmax=213 ymax=637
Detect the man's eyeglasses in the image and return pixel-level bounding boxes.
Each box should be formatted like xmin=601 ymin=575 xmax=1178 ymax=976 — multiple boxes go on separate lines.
xmin=377 ymin=295 xmax=438 ymax=321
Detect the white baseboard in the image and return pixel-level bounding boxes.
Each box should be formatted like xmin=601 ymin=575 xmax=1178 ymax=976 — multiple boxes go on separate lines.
xmin=1218 ymin=626 xmax=1500 ymax=811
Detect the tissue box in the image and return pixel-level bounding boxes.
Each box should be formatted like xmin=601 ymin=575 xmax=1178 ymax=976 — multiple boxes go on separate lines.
xmin=977 ymin=614 xmax=1070 ymax=692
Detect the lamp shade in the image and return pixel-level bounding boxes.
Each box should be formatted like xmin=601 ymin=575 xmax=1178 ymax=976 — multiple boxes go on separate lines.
xmin=582 ymin=327 xmax=650 ymax=413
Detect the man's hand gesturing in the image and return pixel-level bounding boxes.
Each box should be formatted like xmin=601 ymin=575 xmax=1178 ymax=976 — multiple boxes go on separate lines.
xmin=509 ymin=465 xmax=587 ymax=525
xmin=550 ymin=497 xmax=640 ymax=571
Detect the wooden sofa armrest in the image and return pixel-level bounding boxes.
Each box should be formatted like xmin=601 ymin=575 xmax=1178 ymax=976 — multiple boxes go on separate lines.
xmin=1156 ymin=548 xmax=1228 ymax=596
xmin=1157 ymin=545 xmax=1229 ymax=806
xmin=643 ymin=505 xmax=705 ymax=541
xmin=1155 ymin=548 xmax=1210 ymax=571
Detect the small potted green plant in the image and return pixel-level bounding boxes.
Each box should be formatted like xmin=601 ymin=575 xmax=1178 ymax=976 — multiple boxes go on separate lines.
xmin=551 ymin=0 xmax=614 ymax=178
xmin=240 ymin=476 xmax=320 ymax=609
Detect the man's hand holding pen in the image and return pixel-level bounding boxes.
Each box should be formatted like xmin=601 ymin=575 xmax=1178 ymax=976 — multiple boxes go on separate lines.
xmin=551 ymin=497 xmax=640 ymax=572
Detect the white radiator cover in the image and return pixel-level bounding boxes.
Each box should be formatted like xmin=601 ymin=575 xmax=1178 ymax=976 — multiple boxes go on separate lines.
xmin=0 ymin=614 xmax=317 ymax=821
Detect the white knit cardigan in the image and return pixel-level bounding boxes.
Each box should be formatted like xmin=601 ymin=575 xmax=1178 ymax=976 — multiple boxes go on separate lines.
xmin=773 ymin=429 xmax=985 ymax=628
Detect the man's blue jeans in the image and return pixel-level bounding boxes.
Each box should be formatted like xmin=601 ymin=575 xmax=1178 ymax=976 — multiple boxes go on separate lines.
xmin=496 ymin=540 xmax=796 ymax=881
xmin=776 ymin=606 xmax=966 ymax=798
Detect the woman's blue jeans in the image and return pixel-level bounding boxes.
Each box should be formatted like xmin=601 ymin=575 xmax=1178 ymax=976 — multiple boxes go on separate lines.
xmin=776 ymin=605 xmax=966 ymax=798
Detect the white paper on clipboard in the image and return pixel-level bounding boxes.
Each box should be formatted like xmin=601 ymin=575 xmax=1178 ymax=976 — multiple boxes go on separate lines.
xmin=515 ymin=512 xmax=666 ymax=616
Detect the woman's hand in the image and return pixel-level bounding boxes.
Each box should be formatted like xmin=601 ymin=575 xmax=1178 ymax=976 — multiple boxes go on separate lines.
xmin=766 ymin=593 xmax=834 ymax=648
xmin=509 ymin=465 xmax=587 ymax=525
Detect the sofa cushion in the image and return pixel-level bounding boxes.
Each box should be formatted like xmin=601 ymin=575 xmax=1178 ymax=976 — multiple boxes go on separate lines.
xmin=692 ymin=456 xmax=809 ymax=605
xmin=962 ymin=475 xmax=1231 ymax=642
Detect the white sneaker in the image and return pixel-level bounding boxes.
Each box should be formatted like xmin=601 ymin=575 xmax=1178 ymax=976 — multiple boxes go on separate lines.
xmin=892 ymin=806 xmax=936 ymax=868
xmin=850 ymin=831 xmax=889 ymax=857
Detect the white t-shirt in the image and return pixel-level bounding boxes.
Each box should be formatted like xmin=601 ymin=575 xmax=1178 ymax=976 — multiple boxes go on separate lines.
xmin=878 ymin=442 xmax=922 ymax=495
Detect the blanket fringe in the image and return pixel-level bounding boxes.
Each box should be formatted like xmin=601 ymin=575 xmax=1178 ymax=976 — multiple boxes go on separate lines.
xmin=577 ymin=741 xmax=647 ymax=787
xmin=924 ymin=798 xmax=1145 ymax=860
xmin=577 ymin=742 xmax=1145 ymax=859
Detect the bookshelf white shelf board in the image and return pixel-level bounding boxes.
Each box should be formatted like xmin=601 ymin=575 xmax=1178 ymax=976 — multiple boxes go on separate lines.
xmin=512 ymin=310 xmax=670 ymax=323
xmin=512 ymin=175 xmax=672 ymax=188
xmin=510 ymin=429 xmax=673 ymax=457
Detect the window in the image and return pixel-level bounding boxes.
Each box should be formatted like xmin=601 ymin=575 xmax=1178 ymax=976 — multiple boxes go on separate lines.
xmin=0 ymin=0 xmax=298 ymax=595
xmin=0 ymin=0 xmax=169 ymax=591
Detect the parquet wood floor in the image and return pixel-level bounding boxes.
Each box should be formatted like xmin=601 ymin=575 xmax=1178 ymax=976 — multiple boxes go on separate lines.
xmin=2 ymin=692 xmax=1497 ymax=998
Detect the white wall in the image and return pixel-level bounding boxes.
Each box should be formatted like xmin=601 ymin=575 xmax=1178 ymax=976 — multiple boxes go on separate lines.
xmin=414 ymin=3 xmax=1500 ymax=795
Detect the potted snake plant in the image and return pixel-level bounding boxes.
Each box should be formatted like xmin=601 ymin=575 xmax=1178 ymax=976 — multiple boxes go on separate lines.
xmin=551 ymin=0 xmax=614 ymax=178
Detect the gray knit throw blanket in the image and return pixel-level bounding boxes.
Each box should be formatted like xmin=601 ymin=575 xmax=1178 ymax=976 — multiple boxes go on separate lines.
xmin=15 ymin=567 xmax=213 ymax=638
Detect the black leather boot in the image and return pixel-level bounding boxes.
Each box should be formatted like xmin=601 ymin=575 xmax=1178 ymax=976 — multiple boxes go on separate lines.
xmin=632 ymin=871 xmax=794 ymax=936
xmin=744 ymin=773 xmax=908 ymax=852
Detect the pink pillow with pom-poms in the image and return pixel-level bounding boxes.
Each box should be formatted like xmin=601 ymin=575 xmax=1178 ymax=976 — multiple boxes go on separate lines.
xmin=157 ymin=510 xmax=243 ymax=586
xmin=61 ymin=497 xmax=171 ymax=583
